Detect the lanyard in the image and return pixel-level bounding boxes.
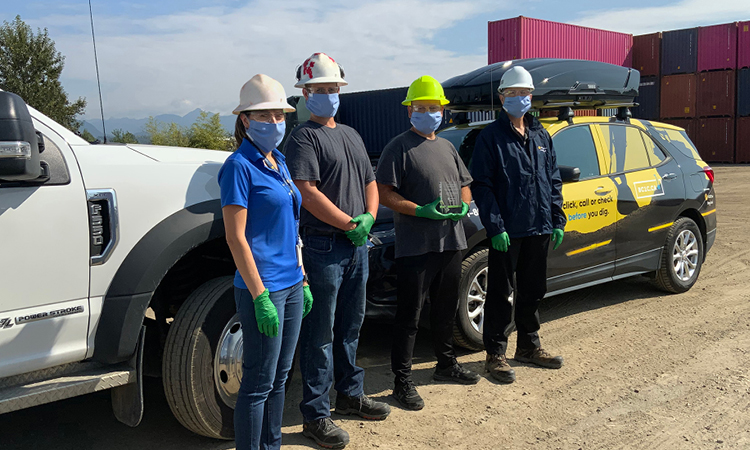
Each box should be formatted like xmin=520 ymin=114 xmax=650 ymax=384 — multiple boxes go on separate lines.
xmin=261 ymin=150 xmax=300 ymax=224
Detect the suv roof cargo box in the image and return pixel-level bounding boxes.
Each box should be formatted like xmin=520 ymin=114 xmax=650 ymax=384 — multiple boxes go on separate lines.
xmin=443 ymin=58 xmax=640 ymax=112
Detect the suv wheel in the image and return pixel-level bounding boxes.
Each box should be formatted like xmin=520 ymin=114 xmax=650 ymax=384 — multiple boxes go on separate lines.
xmin=453 ymin=247 xmax=488 ymax=351
xmin=162 ymin=276 xmax=237 ymax=439
xmin=653 ymin=217 xmax=704 ymax=293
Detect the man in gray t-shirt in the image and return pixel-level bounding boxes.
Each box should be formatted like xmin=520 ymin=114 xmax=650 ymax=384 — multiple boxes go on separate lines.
xmin=376 ymin=75 xmax=480 ymax=412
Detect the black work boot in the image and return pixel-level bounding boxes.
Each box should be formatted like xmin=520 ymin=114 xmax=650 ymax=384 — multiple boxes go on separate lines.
xmin=485 ymin=353 xmax=516 ymax=383
xmin=433 ymin=363 xmax=481 ymax=385
xmin=514 ymin=347 xmax=564 ymax=369
xmin=302 ymin=417 xmax=350 ymax=449
xmin=335 ymin=393 xmax=391 ymax=420
xmin=392 ymin=378 xmax=424 ymax=411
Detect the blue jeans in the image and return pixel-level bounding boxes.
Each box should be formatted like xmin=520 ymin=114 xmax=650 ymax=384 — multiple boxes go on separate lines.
xmin=298 ymin=233 xmax=368 ymax=422
xmin=234 ymin=282 xmax=303 ymax=450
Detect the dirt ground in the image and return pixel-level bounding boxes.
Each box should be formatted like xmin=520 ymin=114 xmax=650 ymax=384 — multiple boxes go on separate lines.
xmin=3 ymin=166 xmax=749 ymax=450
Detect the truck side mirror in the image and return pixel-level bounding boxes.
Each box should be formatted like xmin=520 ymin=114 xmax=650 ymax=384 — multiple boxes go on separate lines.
xmin=559 ymin=165 xmax=580 ymax=183
xmin=0 ymin=91 xmax=42 ymax=182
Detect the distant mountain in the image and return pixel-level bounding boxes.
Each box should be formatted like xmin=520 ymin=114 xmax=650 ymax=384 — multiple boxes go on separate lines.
xmin=80 ymin=108 xmax=235 ymax=142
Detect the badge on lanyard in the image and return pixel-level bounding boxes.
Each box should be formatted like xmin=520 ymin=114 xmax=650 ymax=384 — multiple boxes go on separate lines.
xmin=296 ymin=236 xmax=303 ymax=267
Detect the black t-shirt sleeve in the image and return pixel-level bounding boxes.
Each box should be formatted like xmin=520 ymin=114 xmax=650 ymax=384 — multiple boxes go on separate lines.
xmin=375 ymin=143 xmax=402 ymax=188
xmin=285 ymin=127 xmax=320 ymax=182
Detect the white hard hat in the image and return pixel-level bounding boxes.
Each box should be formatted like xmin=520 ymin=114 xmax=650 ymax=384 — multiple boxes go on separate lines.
xmin=498 ymin=66 xmax=535 ymax=93
xmin=233 ymin=74 xmax=295 ymax=115
xmin=294 ymin=52 xmax=348 ymax=88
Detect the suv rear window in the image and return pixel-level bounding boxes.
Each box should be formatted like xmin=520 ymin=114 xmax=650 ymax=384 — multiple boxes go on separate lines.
xmin=649 ymin=126 xmax=702 ymax=160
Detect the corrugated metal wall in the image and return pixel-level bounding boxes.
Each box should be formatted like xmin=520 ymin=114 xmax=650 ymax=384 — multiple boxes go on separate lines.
xmin=661 ymin=74 xmax=697 ymax=118
xmin=662 ymin=28 xmax=698 ymax=75
xmin=698 ymin=23 xmax=738 ymax=72
xmin=696 ymin=117 xmax=735 ymax=162
xmin=738 ymin=21 xmax=750 ymax=69
xmin=632 ymin=33 xmax=661 ymax=77
xmin=736 ymin=116 xmax=750 ymax=162
xmin=738 ymin=68 xmax=750 ymax=117
xmin=337 ymin=87 xmax=409 ymax=157
xmin=697 ymin=70 xmax=736 ymax=117
xmin=633 ymin=76 xmax=660 ymax=119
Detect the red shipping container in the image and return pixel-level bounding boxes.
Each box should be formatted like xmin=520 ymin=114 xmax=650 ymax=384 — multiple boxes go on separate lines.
xmin=739 ymin=21 xmax=750 ymax=69
xmin=488 ymin=16 xmax=632 ymax=67
xmin=696 ymin=117 xmax=735 ymax=163
xmin=660 ymin=118 xmax=698 ymax=143
xmin=697 ymin=70 xmax=736 ymax=117
xmin=661 ymin=74 xmax=697 ymax=118
xmin=737 ymin=117 xmax=750 ymax=162
xmin=698 ymin=23 xmax=737 ymax=71
xmin=633 ymin=33 xmax=660 ymax=76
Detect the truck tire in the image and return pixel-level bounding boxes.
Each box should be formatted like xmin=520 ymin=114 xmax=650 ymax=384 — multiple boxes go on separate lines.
xmin=653 ymin=217 xmax=704 ymax=294
xmin=453 ymin=247 xmax=488 ymax=351
xmin=162 ymin=276 xmax=237 ymax=440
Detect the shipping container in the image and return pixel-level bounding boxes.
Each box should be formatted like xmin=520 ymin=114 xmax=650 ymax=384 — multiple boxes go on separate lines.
xmin=632 ymin=33 xmax=661 ymax=76
xmin=661 ymin=28 xmax=698 ymax=75
xmin=739 ymin=68 xmax=750 ymax=116
xmin=697 ymin=69 xmax=736 ymax=117
xmin=698 ymin=23 xmax=737 ymax=72
xmin=739 ymin=21 xmax=750 ymax=69
xmin=633 ymin=76 xmax=660 ymax=119
xmin=736 ymin=116 xmax=750 ymax=162
xmin=488 ymin=16 xmax=632 ymax=66
xmin=695 ymin=117 xmax=735 ymax=162
xmin=660 ymin=118 xmax=698 ymax=143
xmin=337 ymin=87 xmax=409 ymax=158
xmin=661 ymin=74 xmax=697 ymax=118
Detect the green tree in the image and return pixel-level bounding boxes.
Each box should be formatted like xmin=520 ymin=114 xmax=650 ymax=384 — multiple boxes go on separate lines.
xmin=80 ymin=129 xmax=97 ymax=143
xmin=0 ymin=15 xmax=86 ymax=131
xmin=111 ymin=128 xmax=139 ymax=144
xmin=144 ymin=117 xmax=190 ymax=147
xmin=189 ymin=110 xmax=232 ymax=151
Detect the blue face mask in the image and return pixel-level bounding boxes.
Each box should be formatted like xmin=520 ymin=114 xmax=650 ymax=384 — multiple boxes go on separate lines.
xmin=503 ymin=95 xmax=532 ymax=118
xmin=306 ymin=93 xmax=340 ymax=118
xmin=410 ymin=111 xmax=442 ymax=135
xmin=247 ymin=120 xmax=286 ymax=154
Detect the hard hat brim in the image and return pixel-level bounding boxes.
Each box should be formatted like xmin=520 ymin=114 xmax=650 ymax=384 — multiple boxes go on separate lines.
xmin=294 ymin=77 xmax=349 ymax=88
xmin=233 ymin=100 xmax=296 ymax=115
xmin=401 ymin=96 xmax=450 ymax=106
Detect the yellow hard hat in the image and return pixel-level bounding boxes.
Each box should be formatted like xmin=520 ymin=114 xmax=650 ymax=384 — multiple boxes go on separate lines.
xmin=402 ymin=75 xmax=449 ymax=106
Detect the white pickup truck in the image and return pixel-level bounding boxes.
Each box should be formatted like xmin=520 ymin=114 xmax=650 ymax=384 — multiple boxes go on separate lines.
xmin=0 ymin=90 xmax=244 ymax=439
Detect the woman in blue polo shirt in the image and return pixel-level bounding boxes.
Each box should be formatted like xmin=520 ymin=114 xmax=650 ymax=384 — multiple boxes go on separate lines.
xmin=218 ymin=74 xmax=313 ymax=450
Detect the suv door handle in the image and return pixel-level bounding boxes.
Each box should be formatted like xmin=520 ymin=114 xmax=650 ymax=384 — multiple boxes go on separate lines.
xmin=662 ymin=173 xmax=677 ymax=180
xmin=594 ymin=187 xmax=612 ymax=196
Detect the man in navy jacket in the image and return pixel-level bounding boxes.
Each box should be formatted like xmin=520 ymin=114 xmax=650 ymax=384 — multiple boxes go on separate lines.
xmin=470 ymin=66 xmax=566 ymax=384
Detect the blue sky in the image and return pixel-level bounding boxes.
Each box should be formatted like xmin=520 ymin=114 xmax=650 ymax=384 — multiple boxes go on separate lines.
xmin=3 ymin=0 xmax=749 ymax=120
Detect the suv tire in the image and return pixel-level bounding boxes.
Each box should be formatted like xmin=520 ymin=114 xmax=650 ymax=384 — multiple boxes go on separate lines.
xmin=162 ymin=276 xmax=236 ymax=439
xmin=453 ymin=247 xmax=488 ymax=351
xmin=653 ymin=217 xmax=704 ymax=293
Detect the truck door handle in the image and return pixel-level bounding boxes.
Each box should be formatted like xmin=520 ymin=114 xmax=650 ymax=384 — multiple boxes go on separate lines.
xmin=662 ymin=173 xmax=677 ymax=180
xmin=594 ymin=187 xmax=612 ymax=196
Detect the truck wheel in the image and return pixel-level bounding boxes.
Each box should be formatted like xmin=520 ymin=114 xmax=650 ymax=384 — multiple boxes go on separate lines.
xmin=453 ymin=247 xmax=488 ymax=351
xmin=653 ymin=217 xmax=704 ymax=294
xmin=162 ymin=276 xmax=238 ymax=440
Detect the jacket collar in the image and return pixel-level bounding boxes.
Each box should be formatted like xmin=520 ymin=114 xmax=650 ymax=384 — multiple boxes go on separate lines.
xmin=497 ymin=109 xmax=544 ymax=134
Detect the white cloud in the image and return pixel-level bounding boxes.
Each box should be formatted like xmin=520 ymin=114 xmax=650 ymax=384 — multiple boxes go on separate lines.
xmin=29 ymin=0 xmax=503 ymax=119
xmin=572 ymin=0 xmax=750 ymax=35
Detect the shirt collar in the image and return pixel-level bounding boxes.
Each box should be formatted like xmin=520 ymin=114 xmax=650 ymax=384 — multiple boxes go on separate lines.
xmin=238 ymin=138 xmax=285 ymax=163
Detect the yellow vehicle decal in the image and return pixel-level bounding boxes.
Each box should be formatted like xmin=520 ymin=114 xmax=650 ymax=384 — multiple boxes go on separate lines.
xmin=702 ymin=209 xmax=716 ymax=217
xmin=648 ymin=222 xmax=673 ymax=232
xmin=566 ymin=239 xmax=613 ymax=256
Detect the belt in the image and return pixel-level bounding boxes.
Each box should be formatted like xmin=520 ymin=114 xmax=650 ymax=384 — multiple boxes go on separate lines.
xmin=301 ymin=227 xmax=347 ymax=238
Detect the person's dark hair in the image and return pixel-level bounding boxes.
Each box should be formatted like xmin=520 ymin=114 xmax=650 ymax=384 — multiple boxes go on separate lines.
xmin=234 ymin=112 xmax=250 ymax=148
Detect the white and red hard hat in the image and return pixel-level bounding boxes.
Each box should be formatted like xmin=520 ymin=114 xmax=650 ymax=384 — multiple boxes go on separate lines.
xmin=294 ymin=52 xmax=348 ymax=88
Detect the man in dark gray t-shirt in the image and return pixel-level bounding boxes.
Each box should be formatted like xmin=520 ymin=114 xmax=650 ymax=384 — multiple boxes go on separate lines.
xmin=376 ymin=75 xmax=480 ymax=412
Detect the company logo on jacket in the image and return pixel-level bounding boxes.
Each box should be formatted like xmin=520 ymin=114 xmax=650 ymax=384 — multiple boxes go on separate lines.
xmin=537 ymin=146 xmax=547 ymax=153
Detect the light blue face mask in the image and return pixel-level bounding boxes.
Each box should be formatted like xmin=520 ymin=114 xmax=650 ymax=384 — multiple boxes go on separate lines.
xmin=247 ymin=120 xmax=286 ymax=154
xmin=410 ymin=111 xmax=443 ymax=135
xmin=306 ymin=93 xmax=340 ymax=118
xmin=503 ymin=95 xmax=532 ymax=118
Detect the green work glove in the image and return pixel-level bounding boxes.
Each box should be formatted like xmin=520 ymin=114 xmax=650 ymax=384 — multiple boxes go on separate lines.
xmin=415 ymin=197 xmax=452 ymax=221
xmin=345 ymin=212 xmax=375 ymax=247
xmin=551 ymin=228 xmax=564 ymax=250
xmin=449 ymin=202 xmax=470 ymax=221
xmin=252 ymin=289 xmax=279 ymax=337
xmin=302 ymin=284 xmax=313 ymax=318
xmin=491 ymin=232 xmax=510 ymax=252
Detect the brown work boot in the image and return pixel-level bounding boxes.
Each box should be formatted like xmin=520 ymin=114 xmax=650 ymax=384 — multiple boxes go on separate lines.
xmin=485 ymin=353 xmax=515 ymax=383
xmin=514 ymin=347 xmax=564 ymax=369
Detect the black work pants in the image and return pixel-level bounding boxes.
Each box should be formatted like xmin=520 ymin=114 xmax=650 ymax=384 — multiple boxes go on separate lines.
xmin=483 ymin=234 xmax=550 ymax=356
xmin=391 ymin=251 xmax=463 ymax=383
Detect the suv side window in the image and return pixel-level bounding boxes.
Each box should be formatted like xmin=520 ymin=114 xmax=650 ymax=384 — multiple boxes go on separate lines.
xmin=551 ymin=125 xmax=600 ymax=180
xmin=599 ymin=124 xmax=651 ymax=173
xmin=640 ymin=131 xmax=667 ymax=166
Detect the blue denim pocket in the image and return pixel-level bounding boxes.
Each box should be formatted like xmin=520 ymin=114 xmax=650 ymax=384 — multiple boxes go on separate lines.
xmin=304 ymin=235 xmax=333 ymax=254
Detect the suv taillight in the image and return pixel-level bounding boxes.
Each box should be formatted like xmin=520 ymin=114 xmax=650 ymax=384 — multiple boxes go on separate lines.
xmin=703 ymin=166 xmax=714 ymax=184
